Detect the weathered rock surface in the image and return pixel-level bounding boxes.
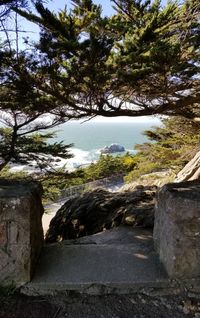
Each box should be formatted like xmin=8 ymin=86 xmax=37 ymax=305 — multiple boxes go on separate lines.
xmin=100 ymin=143 xmax=125 ymax=154
xmin=175 ymin=150 xmax=200 ymax=182
xmin=154 ymin=180 xmax=200 ymax=278
xmin=0 ymin=180 xmax=44 ymax=286
xmin=45 ymin=186 xmax=157 ymax=243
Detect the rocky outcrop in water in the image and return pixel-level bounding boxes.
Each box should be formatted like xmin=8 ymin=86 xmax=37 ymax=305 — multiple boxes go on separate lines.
xmin=100 ymin=143 xmax=125 ymax=154
xmin=45 ymin=185 xmax=157 ymax=243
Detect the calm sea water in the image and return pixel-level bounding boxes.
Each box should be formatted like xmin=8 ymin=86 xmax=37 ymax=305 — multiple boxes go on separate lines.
xmin=50 ymin=119 xmax=161 ymax=169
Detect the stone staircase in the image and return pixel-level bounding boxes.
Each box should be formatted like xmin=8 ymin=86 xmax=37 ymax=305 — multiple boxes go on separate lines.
xmin=21 ymin=227 xmax=170 ymax=296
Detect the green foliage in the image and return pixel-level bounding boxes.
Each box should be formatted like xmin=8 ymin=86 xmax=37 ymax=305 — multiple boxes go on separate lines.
xmin=1 ymin=114 xmax=199 ymax=201
xmin=0 ymin=127 xmax=73 ymax=171
xmin=42 ymin=182 xmax=61 ymax=202
xmin=0 ymin=166 xmax=28 ymax=180
xmin=125 ymin=161 xmax=161 ymax=183
xmin=0 ymin=50 xmax=74 ymax=171
xmin=83 ymin=154 xmax=136 ymax=180
xmin=14 ymin=0 xmax=200 ymax=119
xmin=0 ymin=0 xmax=199 ymax=198
xmin=40 ymin=153 xmax=136 ymax=202
xmin=125 ymin=116 xmax=200 ymax=183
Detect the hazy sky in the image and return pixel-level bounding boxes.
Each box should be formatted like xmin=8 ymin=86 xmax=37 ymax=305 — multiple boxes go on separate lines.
xmin=86 ymin=115 xmax=161 ymax=123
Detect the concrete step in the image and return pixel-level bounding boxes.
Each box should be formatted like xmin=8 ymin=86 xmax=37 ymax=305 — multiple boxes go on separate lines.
xmin=21 ymin=228 xmax=170 ymax=296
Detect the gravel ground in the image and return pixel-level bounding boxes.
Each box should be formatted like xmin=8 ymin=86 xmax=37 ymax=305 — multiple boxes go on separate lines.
xmin=0 ymin=292 xmax=200 ymax=318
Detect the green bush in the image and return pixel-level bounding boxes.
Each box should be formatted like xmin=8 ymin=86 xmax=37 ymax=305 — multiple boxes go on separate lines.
xmin=125 ymin=117 xmax=200 ymax=184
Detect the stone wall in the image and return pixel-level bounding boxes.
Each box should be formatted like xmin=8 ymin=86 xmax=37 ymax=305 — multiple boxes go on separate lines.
xmin=0 ymin=180 xmax=44 ymax=286
xmin=154 ymin=180 xmax=200 ymax=278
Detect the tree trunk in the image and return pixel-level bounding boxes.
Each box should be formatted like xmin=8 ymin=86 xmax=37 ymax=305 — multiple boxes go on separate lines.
xmin=175 ymin=151 xmax=200 ymax=182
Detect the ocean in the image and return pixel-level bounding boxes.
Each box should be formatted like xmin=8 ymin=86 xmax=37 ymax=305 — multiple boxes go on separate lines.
xmin=6 ymin=117 xmax=161 ymax=173
xmin=50 ymin=118 xmax=161 ymax=170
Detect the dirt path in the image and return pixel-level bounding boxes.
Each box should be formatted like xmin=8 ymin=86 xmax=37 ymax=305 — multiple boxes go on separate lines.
xmin=0 ymin=292 xmax=199 ymax=318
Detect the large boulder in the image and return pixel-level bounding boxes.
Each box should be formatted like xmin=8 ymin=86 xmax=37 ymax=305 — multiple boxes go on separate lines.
xmin=45 ymin=186 xmax=157 ymax=243
xmin=154 ymin=180 xmax=200 ymax=278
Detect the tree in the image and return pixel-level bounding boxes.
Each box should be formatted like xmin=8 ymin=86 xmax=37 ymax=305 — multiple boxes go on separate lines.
xmin=0 ymin=1 xmax=27 ymax=19
xmin=0 ymin=0 xmax=44 ymax=19
xmin=0 ymin=50 xmax=73 ymax=171
xmin=0 ymin=0 xmax=44 ymax=48
xmin=0 ymin=0 xmax=76 ymax=172
xmin=0 ymin=128 xmax=73 ymax=171
xmin=14 ymin=0 xmax=200 ymax=120
xmin=1 ymin=0 xmax=199 ymax=171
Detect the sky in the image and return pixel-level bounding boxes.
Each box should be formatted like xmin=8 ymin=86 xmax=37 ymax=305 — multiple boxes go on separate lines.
xmin=47 ymin=0 xmax=168 ymax=15
xmin=48 ymin=0 xmax=115 ymax=15
xmin=17 ymin=0 xmax=115 ymax=40
xmin=17 ymin=0 xmax=116 ymax=43
xmin=83 ymin=115 xmax=161 ymax=123
xmin=14 ymin=0 xmax=168 ymax=44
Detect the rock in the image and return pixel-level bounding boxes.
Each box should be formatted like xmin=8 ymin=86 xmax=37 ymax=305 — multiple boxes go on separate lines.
xmin=175 ymin=151 xmax=200 ymax=182
xmin=0 ymin=180 xmax=44 ymax=286
xmin=153 ymin=180 xmax=200 ymax=278
xmin=45 ymin=186 xmax=157 ymax=243
xmin=100 ymin=143 xmax=125 ymax=154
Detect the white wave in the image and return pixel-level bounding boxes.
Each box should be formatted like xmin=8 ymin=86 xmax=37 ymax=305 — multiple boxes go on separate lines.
xmin=7 ymin=147 xmax=136 ymax=174
xmin=7 ymin=148 xmax=96 ymax=173
xmin=50 ymin=148 xmax=99 ymax=171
